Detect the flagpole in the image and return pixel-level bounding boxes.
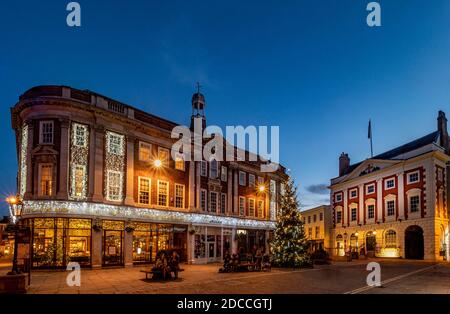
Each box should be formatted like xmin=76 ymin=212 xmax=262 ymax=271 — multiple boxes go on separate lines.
xmin=369 ymin=119 xmax=373 ymax=158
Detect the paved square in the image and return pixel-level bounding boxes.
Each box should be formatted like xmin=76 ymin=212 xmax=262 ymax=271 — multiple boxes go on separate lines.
xmin=2 ymin=260 xmax=449 ymax=294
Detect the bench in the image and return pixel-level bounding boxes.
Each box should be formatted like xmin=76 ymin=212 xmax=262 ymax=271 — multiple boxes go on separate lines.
xmin=140 ymin=268 xmax=184 ymax=280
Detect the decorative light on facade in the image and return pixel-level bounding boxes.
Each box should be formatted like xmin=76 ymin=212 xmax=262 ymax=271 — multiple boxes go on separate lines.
xmin=153 ymin=159 xmax=162 ymax=168
xmin=22 ymin=200 xmax=275 ymax=230
xmin=104 ymin=131 xmax=125 ymax=202
xmin=69 ymin=123 xmax=89 ymax=200
xmin=19 ymin=125 xmax=28 ymax=197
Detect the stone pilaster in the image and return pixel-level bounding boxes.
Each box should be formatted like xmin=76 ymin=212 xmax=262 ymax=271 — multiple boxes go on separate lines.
xmin=189 ymin=161 xmax=195 ymax=209
xmin=227 ymin=167 xmax=232 ymax=214
xmin=124 ymin=136 xmax=135 ymax=205
xmin=398 ymin=173 xmax=405 ymax=220
xmin=92 ymin=125 xmax=105 ymax=202
xmin=124 ymin=230 xmax=133 ymax=266
xmin=24 ymin=122 xmax=34 ymax=199
xmin=91 ymin=229 xmax=102 ymax=267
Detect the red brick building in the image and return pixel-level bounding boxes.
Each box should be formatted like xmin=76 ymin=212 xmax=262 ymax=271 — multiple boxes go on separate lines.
xmin=10 ymin=85 xmax=287 ymax=268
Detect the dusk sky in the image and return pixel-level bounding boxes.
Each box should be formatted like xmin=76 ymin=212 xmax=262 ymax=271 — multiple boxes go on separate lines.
xmin=1 ymin=0 xmax=450 ymax=216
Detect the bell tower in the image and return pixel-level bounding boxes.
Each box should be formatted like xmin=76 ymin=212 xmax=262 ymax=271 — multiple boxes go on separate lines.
xmin=190 ymin=82 xmax=206 ymax=131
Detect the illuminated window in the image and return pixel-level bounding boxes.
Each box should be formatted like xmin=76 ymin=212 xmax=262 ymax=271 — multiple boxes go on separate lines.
xmin=209 ymin=191 xmax=218 ymax=212
xmin=138 ymin=177 xmax=151 ymax=205
xmin=73 ymin=123 xmax=87 ymax=147
xmin=39 ymin=164 xmax=53 ymax=196
xmin=107 ymin=132 xmax=124 ymax=155
xmin=239 ymin=197 xmax=246 ymax=216
xmin=106 ymin=170 xmax=122 ymax=201
xmin=157 ymin=180 xmax=169 ymax=206
xmin=239 ymin=171 xmax=246 ymax=186
xmin=73 ymin=165 xmax=86 ymax=198
xmin=221 ymin=193 xmax=227 ymax=214
xmin=200 ymin=189 xmax=207 ymax=211
xmin=248 ymin=198 xmax=255 ymax=216
xmin=257 ymin=200 xmax=264 ymax=218
xmin=249 ymin=174 xmax=256 ymax=187
xmin=385 ymin=230 xmax=397 ymax=248
xmin=158 ymin=147 xmax=169 ymax=164
xmin=175 ymin=184 xmax=185 ymax=208
xmin=139 ymin=142 xmax=151 ymax=161
xmin=39 ymin=120 xmax=54 ymax=144
xmin=409 ymin=195 xmax=420 ymax=213
xmin=175 ymin=154 xmax=185 ymax=171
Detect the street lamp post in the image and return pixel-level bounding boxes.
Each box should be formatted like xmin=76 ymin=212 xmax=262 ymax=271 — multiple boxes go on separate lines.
xmin=6 ymin=195 xmax=24 ymax=275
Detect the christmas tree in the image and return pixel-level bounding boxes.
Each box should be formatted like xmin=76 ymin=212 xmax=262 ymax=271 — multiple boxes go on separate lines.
xmin=270 ymin=177 xmax=311 ymax=268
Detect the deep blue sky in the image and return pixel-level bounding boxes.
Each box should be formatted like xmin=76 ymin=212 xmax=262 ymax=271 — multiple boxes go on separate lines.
xmin=1 ymin=0 xmax=450 ymax=216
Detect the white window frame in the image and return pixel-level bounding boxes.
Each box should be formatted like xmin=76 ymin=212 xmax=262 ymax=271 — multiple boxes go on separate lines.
xmin=407 ymin=190 xmax=421 ymax=214
xmin=350 ymin=205 xmax=358 ymax=221
xmin=200 ymin=189 xmax=207 ymax=211
xmin=385 ymin=178 xmax=395 ymax=190
xmin=248 ymin=174 xmax=256 ymax=187
xmin=209 ymin=191 xmax=218 ymax=212
xmin=407 ymin=170 xmax=420 ymax=184
xmin=257 ymin=200 xmax=264 ymax=218
xmin=209 ymin=160 xmax=218 ymax=179
xmin=221 ymin=166 xmax=227 ymax=182
xmin=366 ymin=184 xmax=375 ymax=195
xmin=158 ymin=147 xmax=170 ymax=164
xmin=366 ymin=203 xmax=375 ymax=219
xmin=175 ymin=183 xmax=185 ymax=208
xmin=248 ymin=198 xmax=255 ymax=217
xmin=349 ymin=188 xmax=357 ymax=199
xmin=239 ymin=171 xmax=246 ymax=186
xmin=157 ymin=180 xmax=169 ymax=207
xmin=384 ymin=194 xmax=397 ymax=217
xmin=221 ymin=193 xmax=227 ymax=214
xmin=200 ymin=161 xmax=207 ymax=177
xmin=138 ymin=176 xmax=151 ymax=205
xmin=73 ymin=123 xmax=88 ymax=148
xmin=106 ymin=131 xmax=124 ymax=155
xmin=335 ymin=193 xmax=342 ymax=202
xmin=336 ymin=210 xmax=342 ymax=224
xmin=139 ymin=141 xmax=152 ymax=162
xmin=38 ymin=163 xmax=54 ymax=196
xmin=239 ymin=196 xmax=246 ymax=216
xmin=106 ymin=170 xmax=123 ymax=201
xmin=175 ymin=153 xmax=185 ymax=171
xmin=386 ymin=200 xmax=395 ymax=216
xmin=39 ymin=120 xmax=54 ymax=144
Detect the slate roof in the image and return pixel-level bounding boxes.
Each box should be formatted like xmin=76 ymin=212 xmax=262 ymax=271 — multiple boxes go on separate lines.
xmin=341 ymin=131 xmax=440 ymax=176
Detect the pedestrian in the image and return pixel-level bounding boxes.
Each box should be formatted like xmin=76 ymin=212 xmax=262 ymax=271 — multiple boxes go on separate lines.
xmin=169 ymin=250 xmax=180 ymax=279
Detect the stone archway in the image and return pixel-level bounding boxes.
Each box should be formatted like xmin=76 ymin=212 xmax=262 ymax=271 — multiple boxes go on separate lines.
xmin=405 ymin=225 xmax=424 ymax=260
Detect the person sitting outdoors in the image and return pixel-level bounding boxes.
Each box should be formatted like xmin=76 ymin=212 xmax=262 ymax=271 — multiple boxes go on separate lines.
xmin=223 ymin=251 xmax=232 ymax=272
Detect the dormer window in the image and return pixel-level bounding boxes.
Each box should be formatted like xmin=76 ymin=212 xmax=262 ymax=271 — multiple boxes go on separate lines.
xmin=40 ymin=121 xmax=54 ymax=144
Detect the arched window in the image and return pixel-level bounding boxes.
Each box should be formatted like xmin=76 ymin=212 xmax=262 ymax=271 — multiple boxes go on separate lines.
xmin=385 ymin=230 xmax=397 ymax=248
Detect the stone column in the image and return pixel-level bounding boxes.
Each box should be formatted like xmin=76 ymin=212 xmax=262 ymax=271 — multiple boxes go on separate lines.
xmin=227 ymin=168 xmax=232 ymax=214
xmin=124 ymin=136 xmax=135 ymax=205
xmin=231 ymin=227 xmax=237 ymax=254
xmin=358 ymin=184 xmax=364 ymax=225
xmin=24 ymin=122 xmax=34 ymax=199
xmin=91 ymin=229 xmax=103 ymax=268
xmin=57 ymin=118 xmax=70 ymax=199
xmin=92 ymin=125 xmax=105 ymax=202
xmin=124 ymin=230 xmax=133 ymax=267
xmin=189 ymin=161 xmax=195 ymax=209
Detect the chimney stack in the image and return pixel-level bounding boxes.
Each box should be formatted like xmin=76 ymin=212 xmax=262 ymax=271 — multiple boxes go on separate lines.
xmin=438 ymin=110 xmax=449 ymax=152
xmin=339 ymin=153 xmax=350 ymax=176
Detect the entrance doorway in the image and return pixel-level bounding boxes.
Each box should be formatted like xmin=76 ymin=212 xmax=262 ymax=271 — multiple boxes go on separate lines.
xmin=405 ymin=225 xmax=424 ymax=260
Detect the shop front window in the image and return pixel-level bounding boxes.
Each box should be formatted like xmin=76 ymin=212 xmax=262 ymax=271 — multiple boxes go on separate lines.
xmin=103 ymin=220 xmax=124 ymax=266
xmin=195 ymin=234 xmax=206 ymax=259
xmin=133 ymin=223 xmax=153 ymax=263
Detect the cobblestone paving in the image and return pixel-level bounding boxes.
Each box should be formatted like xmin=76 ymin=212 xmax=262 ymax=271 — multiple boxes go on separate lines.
xmin=7 ymin=260 xmax=449 ymax=294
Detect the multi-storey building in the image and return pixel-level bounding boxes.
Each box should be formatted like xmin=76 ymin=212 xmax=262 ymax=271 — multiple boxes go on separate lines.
xmin=330 ymin=111 xmax=450 ymax=261
xmin=10 ymin=85 xmax=287 ymax=268
xmin=301 ymin=205 xmax=332 ymax=253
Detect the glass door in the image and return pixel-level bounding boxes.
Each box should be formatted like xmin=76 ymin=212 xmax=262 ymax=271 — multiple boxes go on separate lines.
xmin=207 ymin=242 xmax=216 ymax=262
xmin=103 ymin=230 xmax=123 ymax=266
